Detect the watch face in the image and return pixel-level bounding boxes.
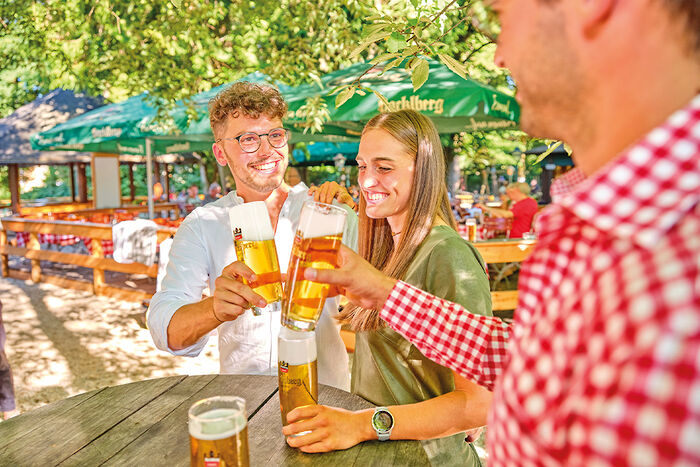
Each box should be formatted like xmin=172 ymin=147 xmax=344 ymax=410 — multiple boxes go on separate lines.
xmin=373 ymin=410 xmax=393 ymax=432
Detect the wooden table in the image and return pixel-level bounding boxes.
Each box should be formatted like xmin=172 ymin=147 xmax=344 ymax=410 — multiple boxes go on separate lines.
xmin=0 ymin=375 xmax=430 ymax=465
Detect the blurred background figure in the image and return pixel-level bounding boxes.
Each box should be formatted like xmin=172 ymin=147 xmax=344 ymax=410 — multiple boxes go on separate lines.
xmin=0 ymin=300 xmax=17 ymax=421
xmin=476 ymin=182 xmax=538 ymax=238
xmin=152 ymin=182 xmax=165 ymax=202
xmin=203 ymin=182 xmax=222 ymax=205
xmin=185 ymin=184 xmax=201 ymax=206
xmin=284 ymin=166 xmax=302 ymax=187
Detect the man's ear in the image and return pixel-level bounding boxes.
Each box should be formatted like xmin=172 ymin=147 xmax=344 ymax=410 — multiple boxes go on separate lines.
xmin=577 ymin=0 xmax=616 ymax=37
xmin=212 ymin=143 xmax=228 ymax=166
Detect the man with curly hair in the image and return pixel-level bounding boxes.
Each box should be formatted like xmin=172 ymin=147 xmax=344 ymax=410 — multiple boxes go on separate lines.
xmin=148 ymin=82 xmax=357 ymax=389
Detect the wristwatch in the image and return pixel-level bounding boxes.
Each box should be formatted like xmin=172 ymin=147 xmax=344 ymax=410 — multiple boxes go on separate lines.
xmin=371 ymin=407 xmax=394 ymax=441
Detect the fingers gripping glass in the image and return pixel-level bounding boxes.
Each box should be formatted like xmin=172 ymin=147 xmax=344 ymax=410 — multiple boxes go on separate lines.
xmin=217 ymin=128 xmax=289 ymax=153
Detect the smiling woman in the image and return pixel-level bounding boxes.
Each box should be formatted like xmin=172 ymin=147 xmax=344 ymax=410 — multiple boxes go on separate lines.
xmin=284 ymin=111 xmax=493 ymax=465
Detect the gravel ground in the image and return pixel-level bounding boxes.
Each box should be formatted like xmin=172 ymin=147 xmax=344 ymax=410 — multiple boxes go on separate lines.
xmin=0 ymin=277 xmax=218 ymax=413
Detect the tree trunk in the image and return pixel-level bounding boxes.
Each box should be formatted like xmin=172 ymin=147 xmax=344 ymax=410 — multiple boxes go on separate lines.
xmin=69 ymin=162 xmax=76 ymax=202
xmin=78 ymin=163 xmax=88 ymax=202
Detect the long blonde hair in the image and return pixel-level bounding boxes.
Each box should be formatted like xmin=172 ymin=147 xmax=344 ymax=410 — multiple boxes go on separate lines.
xmin=338 ymin=110 xmax=456 ymax=331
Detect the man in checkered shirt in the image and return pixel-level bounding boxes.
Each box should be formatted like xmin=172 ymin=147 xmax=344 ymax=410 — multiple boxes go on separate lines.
xmin=305 ymin=1 xmax=700 ymax=465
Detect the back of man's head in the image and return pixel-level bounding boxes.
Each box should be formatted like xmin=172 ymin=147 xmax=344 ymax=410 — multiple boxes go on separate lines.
xmin=507 ymin=182 xmax=531 ymax=197
xmin=208 ymin=81 xmax=288 ymax=140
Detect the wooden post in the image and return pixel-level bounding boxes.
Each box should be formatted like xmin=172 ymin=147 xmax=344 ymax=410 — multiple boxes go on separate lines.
xmin=163 ymin=164 xmax=170 ymax=201
xmin=91 ymin=238 xmax=105 ymax=294
xmin=128 ymin=162 xmax=135 ymax=201
xmin=0 ymin=229 xmax=8 ymax=277
xmin=28 ymin=232 xmax=41 ymax=282
xmin=69 ymin=162 xmax=76 ymax=202
xmin=8 ymin=164 xmax=20 ymax=214
xmin=78 ymin=163 xmax=88 ymax=202
xmin=154 ymin=161 xmax=161 ymax=190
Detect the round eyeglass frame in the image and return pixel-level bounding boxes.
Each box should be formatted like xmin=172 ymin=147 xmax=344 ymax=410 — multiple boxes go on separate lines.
xmin=216 ymin=128 xmax=289 ymax=153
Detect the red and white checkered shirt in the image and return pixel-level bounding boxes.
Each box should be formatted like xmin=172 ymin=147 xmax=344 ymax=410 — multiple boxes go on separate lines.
xmin=381 ymin=94 xmax=700 ymax=466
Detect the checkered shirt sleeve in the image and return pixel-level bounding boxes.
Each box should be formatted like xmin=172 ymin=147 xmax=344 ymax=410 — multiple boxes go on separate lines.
xmin=381 ymin=281 xmax=510 ymax=391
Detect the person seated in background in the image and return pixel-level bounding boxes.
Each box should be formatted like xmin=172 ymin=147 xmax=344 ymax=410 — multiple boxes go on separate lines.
xmin=476 ymin=182 xmax=538 ymax=238
xmin=185 ymin=184 xmax=201 ymax=208
xmin=284 ymin=166 xmax=302 ymax=187
xmin=202 ymin=182 xmax=222 ymax=205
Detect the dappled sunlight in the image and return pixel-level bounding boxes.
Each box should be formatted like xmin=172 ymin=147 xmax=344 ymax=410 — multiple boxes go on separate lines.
xmin=1 ymin=278 xmax=219 ymax=414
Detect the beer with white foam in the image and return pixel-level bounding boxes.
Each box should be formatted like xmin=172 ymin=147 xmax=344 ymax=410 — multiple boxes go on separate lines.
xmin=282 ymin=201 xmax=346 ymax=331
xmin=229 ymin=201 xmax=283 ymax=314
xmin=189 ymin=396 xmax=249 ymax=467
xmin=278 ymin=327 xmax=318 ymax=430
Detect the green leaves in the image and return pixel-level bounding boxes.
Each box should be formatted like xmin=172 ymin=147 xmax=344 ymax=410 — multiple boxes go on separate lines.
xmin=437 ymin=53 xmax=467 ymax=79
xmin=411 ymin=58 xmax=429 ymax=90
xmin=385 ymin=32 xmax=407 ymax=53
xmin=335 ymin=85 xmax=356 ymax=108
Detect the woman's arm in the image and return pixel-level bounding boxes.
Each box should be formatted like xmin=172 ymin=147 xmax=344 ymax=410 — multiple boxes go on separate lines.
xmin=283 ymin=372 xmax=491 ymax=453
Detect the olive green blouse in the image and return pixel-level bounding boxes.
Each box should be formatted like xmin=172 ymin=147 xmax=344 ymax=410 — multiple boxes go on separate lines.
xmin=352 ymin=225 xmax=492 ymax=466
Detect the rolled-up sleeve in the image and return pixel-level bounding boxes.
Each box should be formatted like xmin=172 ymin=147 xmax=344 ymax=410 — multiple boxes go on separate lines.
xmin=147 ymin=214 xmax=211 ymax=357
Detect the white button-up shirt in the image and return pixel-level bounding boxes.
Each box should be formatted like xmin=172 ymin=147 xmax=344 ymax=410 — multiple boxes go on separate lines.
xmin=148 ymin=183 xmax=358 ymax=390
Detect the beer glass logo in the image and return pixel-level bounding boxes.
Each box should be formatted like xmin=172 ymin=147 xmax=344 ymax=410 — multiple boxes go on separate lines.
xmin=204 ymin=451 xmax=220 ymax=467
xmin=233 ymin=227 xmax=243 ymax=241
xmin=279 ymin=360 xmax=289 ymax=373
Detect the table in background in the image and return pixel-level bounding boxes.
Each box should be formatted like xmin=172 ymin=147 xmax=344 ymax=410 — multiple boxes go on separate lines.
xmin=0 ymin=375 xmax=429 ymax=466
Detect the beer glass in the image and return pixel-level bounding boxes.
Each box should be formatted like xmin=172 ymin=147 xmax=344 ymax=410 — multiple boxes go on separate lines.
xmin=229 ymin=201 xmax=284 ymax=315
xmin=466 ymin=218 xmax=477 ymax=243
xmin=189 ymin=396 xmax=249 ymax=467
xmin=278 ymin=327 xmax=318 ymax=433
xmin=282 ymin=201 xmax=347 ymax=331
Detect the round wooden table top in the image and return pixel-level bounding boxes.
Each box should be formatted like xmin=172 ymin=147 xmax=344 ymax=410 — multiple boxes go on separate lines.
xmin=0 ymin=374 xmax=430 ymax=465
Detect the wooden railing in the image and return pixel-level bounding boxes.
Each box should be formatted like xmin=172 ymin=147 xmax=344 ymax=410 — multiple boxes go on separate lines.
xmin=0 ymin=217 xmax=176 ymax=302
xmin=19 ymin=201 xmax=180 ymax=218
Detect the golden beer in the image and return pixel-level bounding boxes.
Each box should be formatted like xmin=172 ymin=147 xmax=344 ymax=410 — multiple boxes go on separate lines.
xmin=233 ymin=238 xmax=283 ymax=304
xmin=279 ymin=360 xmax=318 ymax=426
xmin=282 ymin=233 xmax=343 ymax=330
xmin=189 ymin=398 xmax=249 ymax=467
xmin=229 ymin=201 xmax=283 ymax=314
xmin=278 ymin=327 xmax=318 ymax=432
xmin=466 ymin=218 xmax=477 ymax=243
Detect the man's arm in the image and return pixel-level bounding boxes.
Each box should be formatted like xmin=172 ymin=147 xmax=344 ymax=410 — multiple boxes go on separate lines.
xmin=380 ymin=282 xmax=510 ymax=391
xmin=304 ymin=245 xmax=512 ymax=390
xmin=476 ymin=203 xmax=514 ymax=218
xmin=148 ymin=218 xmax=266 ymax=354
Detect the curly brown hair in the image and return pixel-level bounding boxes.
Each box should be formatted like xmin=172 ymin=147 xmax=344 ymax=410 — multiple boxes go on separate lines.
xmin=208 ymin=81 xmax=288 ymax=139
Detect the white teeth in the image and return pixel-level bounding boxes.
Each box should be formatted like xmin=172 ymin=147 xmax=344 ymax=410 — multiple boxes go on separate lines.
xmin=366 ymin=192 xmax=388 ymax=201
xmin=253 ymin=161 xmax=276 ymax=171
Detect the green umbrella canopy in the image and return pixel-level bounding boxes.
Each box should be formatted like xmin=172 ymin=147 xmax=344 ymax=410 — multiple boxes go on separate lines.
xmin=29 ymin=73 xmax=273 ymax=155
xmin=286 ymin=58 xmax=520 ymax=135
xmin=31 ymin=72 xmax=358 ymax=154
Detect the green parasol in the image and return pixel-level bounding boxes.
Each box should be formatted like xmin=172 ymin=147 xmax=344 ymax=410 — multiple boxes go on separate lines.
xmin=285 ymin=58 xmax=519 ymax=136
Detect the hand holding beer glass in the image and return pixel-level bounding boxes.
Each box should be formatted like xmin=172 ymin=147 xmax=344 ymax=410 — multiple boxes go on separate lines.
xmin=229 ymin=201 xmax=284 ymax=315
xmin=282 ymin=201 xmax=347 ymax=331
xmin=189 ymin=396 xmax=249 ymax=467
xmin=278 ymin=327 xmax=318 ymax=434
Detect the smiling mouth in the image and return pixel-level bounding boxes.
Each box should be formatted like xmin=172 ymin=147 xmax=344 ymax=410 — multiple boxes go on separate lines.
xmin=365 ymin=191 xmax=389 ymax=203
xmin=250 ymin=160 xmax=280 ymax=173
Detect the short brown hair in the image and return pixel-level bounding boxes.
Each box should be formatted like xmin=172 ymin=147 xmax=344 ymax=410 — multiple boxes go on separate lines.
xmin=208 ymin=81 xmax=288 ymax=138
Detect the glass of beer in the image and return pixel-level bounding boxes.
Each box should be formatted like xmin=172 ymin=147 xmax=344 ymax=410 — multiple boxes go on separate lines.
xmin=466 ymin=218 xmax=477 ymax=243
xmin=282 ymin=201 xmax=347 ymax=331
xmin=229 ymin=201 xmax=284 ymax=315
xmin=189 ymin=396 xmax=249 ymax=467
xmin=278 ymin=327 xmax=318 ymax=434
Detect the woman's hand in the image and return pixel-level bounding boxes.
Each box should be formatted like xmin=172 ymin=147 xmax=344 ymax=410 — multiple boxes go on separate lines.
xmin=282 ymin=405 xmax=373 ymax=453
xmin=308 ymin=181 xmax=356 ymax=210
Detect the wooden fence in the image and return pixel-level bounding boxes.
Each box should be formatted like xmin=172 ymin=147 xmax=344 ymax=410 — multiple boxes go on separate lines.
xmin=0 ymin=216 xmax=176 ymax=302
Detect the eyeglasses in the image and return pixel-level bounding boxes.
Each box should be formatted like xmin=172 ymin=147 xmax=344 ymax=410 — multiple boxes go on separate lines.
xmin=216 ymin=128 xmax=289 ymax=153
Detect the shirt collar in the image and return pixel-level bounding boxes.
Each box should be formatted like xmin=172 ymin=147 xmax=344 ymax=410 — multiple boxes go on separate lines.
xmin=556 ymin=94 xmax=700 ymax=248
